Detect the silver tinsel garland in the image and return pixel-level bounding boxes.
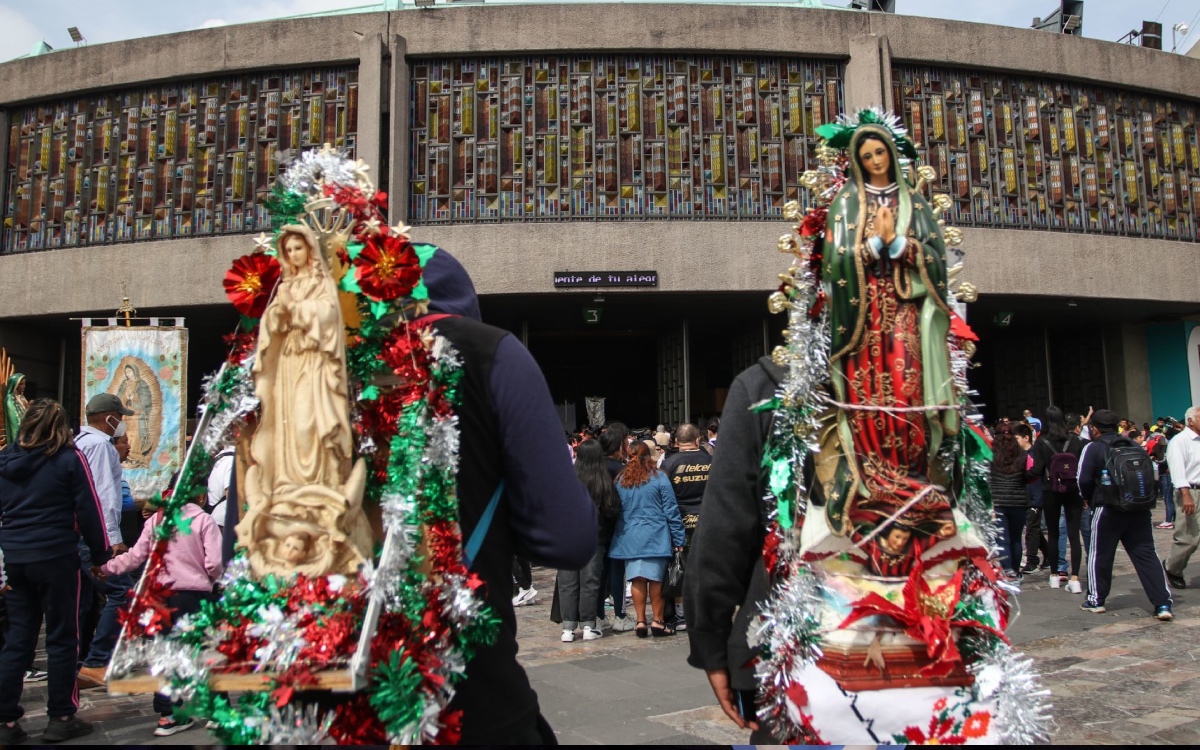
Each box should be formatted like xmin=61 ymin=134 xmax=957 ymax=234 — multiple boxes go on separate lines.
xmin=278 ymin=146 xmax=375 ymax=200
xmin=255 ymin=703 xmax=335 ymax=745
xmin=968 ymin=644 xmax=1054 ymax=744
xmin=198 ymin=358 xmax=258 ymax=458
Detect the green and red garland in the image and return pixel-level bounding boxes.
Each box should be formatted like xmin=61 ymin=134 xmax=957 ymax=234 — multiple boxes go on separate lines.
xmin=108 ymin=146 xmax=498 ymax=745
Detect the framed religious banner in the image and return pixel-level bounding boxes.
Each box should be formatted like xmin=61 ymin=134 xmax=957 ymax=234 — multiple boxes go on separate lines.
xmin=81 ymin=323 xmax=187 ymax=500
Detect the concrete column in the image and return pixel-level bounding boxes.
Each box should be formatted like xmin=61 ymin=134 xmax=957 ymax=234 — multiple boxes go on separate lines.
xmin=388 ymin=35 xmax=411 ymax=223
xmin=844 ymin=34 xmax=885 ymax=112
xmin=355 ymin=32 xmax=386 ymax=185
xmin=1105 ymin=323 xmax=1153 ymax=423
xmin=0 ymin=109 xmax=9 ymax=228
xmin=879 ymin=36 xmax=895 ymax=113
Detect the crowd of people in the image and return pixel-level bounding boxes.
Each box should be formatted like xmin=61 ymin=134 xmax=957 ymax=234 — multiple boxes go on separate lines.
xmin=514 ymin=419 xmax=719 ymax=643
xmin=983 ymin=405 xmax=1191 ymax=619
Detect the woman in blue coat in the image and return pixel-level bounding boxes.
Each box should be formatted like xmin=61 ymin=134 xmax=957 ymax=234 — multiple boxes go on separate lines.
xmin=610 ymin=441 xmax=685 ymax=637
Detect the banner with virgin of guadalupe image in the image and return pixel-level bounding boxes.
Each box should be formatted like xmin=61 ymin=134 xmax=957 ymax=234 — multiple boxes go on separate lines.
xmin=81 ymin=326 xmax=188 ymax=500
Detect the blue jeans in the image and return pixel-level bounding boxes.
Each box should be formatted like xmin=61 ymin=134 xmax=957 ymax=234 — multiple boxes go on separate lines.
xmin=1163 ymin=474 xmax=1176 ymax=523
xmin=597 ymin=556 xmax=625 ymax=619
xmin=994 ymin=506 xmax=1029 ymax=572
xmin=1057 ymin=507 xmax=1069 ymax=573
xmin=78 ymin=542 xmax=133 ymax=668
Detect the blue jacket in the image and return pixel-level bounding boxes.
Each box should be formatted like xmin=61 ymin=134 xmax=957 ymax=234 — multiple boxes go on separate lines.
xmin=0 ymin=443 xmax=110 ymax=565
xmin=610 ymin=472 xmax=685 ymax=559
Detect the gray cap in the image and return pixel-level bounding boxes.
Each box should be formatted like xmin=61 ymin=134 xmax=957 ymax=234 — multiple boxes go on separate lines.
xmin=86 ymin=393 xmax=135 ymax=416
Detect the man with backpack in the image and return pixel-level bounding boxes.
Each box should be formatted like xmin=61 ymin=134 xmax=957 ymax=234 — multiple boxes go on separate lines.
xmin=1078 ymin=409 xmax=1172 ymax=620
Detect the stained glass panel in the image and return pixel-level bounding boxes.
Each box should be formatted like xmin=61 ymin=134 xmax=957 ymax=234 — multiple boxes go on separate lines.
xmin=2 ymin=66 xmax=358 ymax=253
xmin=892 ymin=65 xmax=1199 ymax=241
xmin=409 ymin=55 xmax=844 ymax=223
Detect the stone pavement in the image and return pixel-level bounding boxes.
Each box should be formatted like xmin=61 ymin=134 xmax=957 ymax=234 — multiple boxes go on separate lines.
xmin=12 ymin=523 xmax=1199 ymax=745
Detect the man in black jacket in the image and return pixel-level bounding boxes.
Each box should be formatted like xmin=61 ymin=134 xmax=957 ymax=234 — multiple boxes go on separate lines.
xmin=1078 ymin=409 xmax=1173 ymax=620
xmin=684 ymin=356 xmax=782 ymax=739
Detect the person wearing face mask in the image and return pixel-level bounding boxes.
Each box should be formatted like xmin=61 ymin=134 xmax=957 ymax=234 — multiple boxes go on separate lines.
xmin=73 ymin=393 xmax=134 ymax=689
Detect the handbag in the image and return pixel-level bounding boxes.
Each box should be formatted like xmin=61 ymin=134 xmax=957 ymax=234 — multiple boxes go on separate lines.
xmin=661 ymin=549 xmax=687 ymax=599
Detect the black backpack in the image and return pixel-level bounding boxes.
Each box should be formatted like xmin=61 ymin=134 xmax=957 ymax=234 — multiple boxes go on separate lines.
xmin=1102 ymin=437 xmax=1156 ymax=512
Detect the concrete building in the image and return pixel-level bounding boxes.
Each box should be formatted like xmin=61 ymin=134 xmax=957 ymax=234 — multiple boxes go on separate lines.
xmin=2 ymin=1 xmax=1199 ymax=429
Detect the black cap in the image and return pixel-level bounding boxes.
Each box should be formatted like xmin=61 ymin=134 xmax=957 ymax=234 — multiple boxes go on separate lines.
xmin=85 ymin=393 xmax=134 ymax=416
xmin=1091 ymin=409 xmax=1120 ymax=429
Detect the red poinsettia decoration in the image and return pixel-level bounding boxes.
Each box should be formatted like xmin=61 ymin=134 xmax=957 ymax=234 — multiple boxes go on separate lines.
xmin=837 ymin=561 xmax=1008 ymax=676
xmin=224 ymin=253 xmax=281 ymax=318
xmin=354 ymin=234 xmax=422 ymax=301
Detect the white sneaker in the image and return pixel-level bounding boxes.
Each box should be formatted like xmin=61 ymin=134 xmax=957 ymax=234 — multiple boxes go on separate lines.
xmin=1066 ymin=579 xmax=1083 ymax=594
xmin=512 ymin=587 xmax=537 ymax=607
xmin=560 ymin=629 xmax=575 ymax=642
xmin=599 ymin=616 xmax=613 ymax=631
xmin=582 ymin=626 xmax=602 ymax=641
xmin=1049 ymin=574 xmax=1061 ymax=589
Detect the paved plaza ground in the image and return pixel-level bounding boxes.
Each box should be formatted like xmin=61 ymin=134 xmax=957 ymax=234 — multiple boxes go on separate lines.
xmin=12 ymin=524 xmax=1200 ymax=745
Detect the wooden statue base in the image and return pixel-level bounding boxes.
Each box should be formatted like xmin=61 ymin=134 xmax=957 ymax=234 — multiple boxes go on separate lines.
xmin=107 ymin=669 xmax=356 ymax=696
xmin=815 ymin=643 xmax=974 ymax=693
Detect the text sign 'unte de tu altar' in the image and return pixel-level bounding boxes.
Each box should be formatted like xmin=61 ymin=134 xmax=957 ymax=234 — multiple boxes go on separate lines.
xmin=553 ymin=271 xmax=659 ymax=288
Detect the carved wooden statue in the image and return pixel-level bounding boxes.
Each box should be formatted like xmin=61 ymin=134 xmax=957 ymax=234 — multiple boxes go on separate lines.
xmin=236 ymin=224 xmax=375 ymax=577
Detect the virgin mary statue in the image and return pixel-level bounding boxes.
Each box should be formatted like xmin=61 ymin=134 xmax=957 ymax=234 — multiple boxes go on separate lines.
xmin=237 ymin=224 xmax=375 ymax=577
xmin=815 ymin=119 xmax=960 ymax=577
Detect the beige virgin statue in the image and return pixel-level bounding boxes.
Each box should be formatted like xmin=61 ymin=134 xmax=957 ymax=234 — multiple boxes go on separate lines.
xmin=236 ymin=224 xmax=375 ymax=577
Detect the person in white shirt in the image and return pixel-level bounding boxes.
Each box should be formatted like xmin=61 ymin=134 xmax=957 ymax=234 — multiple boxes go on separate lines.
xmin=206 ymin=449 xmax=236 ymax=528
xmin=74 ymin=393 xmax=134 ymax=688
xmin=1164 ymin=406 xmax=1200 ymax=590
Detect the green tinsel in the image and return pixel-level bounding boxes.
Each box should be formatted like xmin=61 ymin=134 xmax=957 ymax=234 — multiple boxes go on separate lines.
xmin=262 ymin=184 xmax=306 ymax=225
xmin=370 ymin=650 xmax=424 ymax=734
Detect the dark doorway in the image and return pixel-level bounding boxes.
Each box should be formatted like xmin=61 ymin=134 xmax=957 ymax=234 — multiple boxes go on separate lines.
xmin=529 ymin=330 xmax=658 ymax=428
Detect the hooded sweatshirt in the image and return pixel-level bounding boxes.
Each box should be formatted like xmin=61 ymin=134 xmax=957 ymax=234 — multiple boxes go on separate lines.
xmin=420 ymin=248 xmax=598 ymax=741
xmin=0 ymin=443 xmax=110 ymax=565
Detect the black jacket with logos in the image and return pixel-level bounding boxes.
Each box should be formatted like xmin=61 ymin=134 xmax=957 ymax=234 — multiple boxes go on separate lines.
xmin=0 ymin=443 xmax=110 ymax=565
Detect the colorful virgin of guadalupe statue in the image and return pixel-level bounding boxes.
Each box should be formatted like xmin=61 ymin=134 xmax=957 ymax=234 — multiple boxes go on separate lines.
xmin=816 ymin=120 xmax=959 ymax=577
xmin=236 ymin=223 xmax=376 ymax=577
xmin=753 ymin=110 xmax=1049 ymax=745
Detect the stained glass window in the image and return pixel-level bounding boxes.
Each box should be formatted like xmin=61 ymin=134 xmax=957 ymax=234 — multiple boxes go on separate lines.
xmin=409 ymin=55 xmax=844 ymax=223
xmin=2 ymin=66 xmax=358 ymax=253
xmin=893 ymin=65 xmax=1199 ymax=241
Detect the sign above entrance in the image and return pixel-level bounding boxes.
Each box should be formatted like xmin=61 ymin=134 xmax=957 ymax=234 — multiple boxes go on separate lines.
xmin=553 ymin=271 xmax=658 ymax=288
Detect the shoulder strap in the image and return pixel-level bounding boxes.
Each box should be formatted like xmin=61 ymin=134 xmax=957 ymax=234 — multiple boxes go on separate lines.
xmin=463 ymin=479 xmax=504 ymax=570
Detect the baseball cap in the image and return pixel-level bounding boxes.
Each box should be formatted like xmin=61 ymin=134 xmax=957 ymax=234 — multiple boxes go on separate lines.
xmin=86 ymin=393 xmax=135 ymax=416
xmin=1090 ymin=409 xmax=1120 ymax=429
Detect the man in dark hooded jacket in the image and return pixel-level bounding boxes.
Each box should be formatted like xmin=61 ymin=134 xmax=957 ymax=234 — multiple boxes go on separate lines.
xmin=684 ymin=356 xmax=783 ymax=740
xmin=222 ymin=247 xmax=597 ymax=743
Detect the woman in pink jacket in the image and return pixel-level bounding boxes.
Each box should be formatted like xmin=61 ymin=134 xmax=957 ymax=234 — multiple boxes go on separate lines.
xmin=97 ymin=497 xmax=223 ymax=737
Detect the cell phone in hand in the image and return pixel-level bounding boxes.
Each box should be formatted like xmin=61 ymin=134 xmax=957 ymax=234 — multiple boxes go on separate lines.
xmin=735 ymin=689 xmax=758 ymax=722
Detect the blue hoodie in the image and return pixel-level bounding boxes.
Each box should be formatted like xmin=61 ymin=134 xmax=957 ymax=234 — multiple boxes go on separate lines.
xmin=0 ymin=443 xmax=110 ymax=565
xmin=422 ymin=248 xmax=597 ymax=569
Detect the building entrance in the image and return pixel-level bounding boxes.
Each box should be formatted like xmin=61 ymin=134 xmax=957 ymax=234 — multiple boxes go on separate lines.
xmin=481 ymin=291 xmax=773 ymax=432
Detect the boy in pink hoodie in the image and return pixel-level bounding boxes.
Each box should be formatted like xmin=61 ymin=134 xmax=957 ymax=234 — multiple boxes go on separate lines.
xmin=97 ymin=498 xmax=223 ymax=737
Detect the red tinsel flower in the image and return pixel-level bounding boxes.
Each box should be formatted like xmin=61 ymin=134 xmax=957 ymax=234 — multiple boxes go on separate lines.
xmin=325 ymin=183 xmax=370 ymax=218
xmin=215 ymin=622 xmax=266 ymax=673
xmin=329 ymin=695 xmax=388 ymax=745
xmin=224 ymin=253 xmax=281 ymax=318
xmin=223 ymin=330 xmax=258 ymax=365
xmin=433 ymin=709 xmax=463 ymax=746
xmin=426 ymin=520 xmax=468 ymax=578
xmin=798 ymin=208 xmax=827 ymax=238
xmin=808 ymin=289 xmax=827 ymax=320
xmin=949 ymin=311 xmax=978 ymax=341
xmin=381 ymin=327 xmax=432 ymax=386
xmin=762 ymin=523 xmax=783 ymax=574
xmin=354 ymin=234 xmax=422 ymax=301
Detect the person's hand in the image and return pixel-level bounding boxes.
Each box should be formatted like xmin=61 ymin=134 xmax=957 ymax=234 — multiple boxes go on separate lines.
xmin=1082 ymin=406 xmax=1093 ymax=426
xmin=875 ymin=205 xmax=896 ymax=245
xmin=90 ymin=566 xmax=107 ymax=581
xmin=1183 ymin=490 xmax=1196 ymax=516
xmin=674 ymin=546 xmax=685 ymax=552
xmin=111 ymin=543 xmax=128 ymax=556
xmin=705 ymin=668 xmax=759 ymax=731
